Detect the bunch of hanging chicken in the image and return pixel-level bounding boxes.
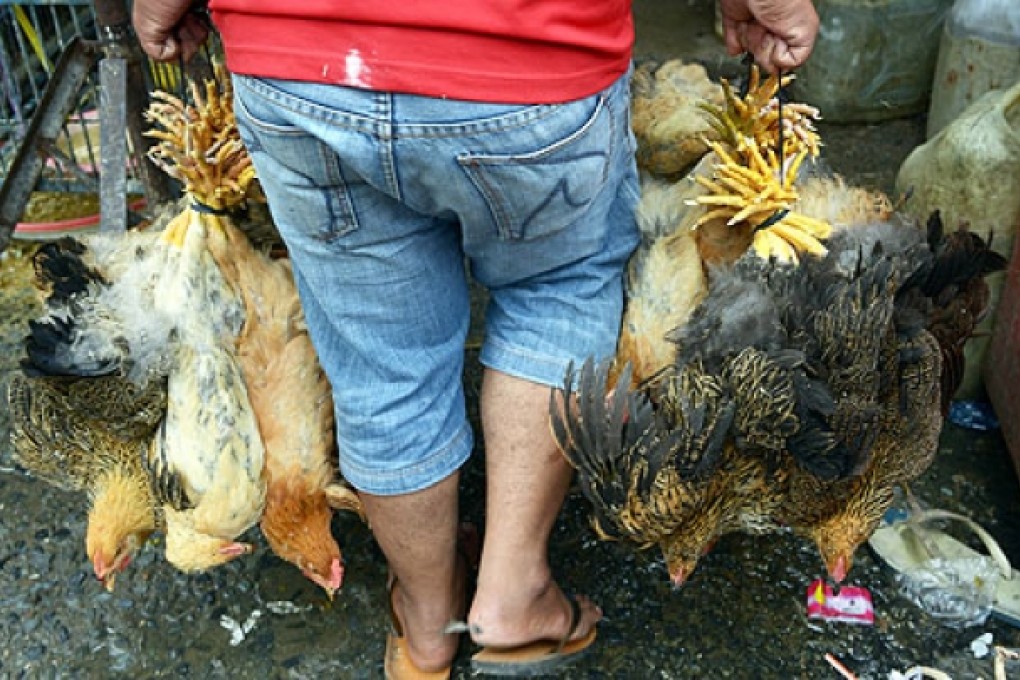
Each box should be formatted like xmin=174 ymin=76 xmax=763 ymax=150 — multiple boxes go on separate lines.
xmin=7 ymin=66 xmax=363 ymax=597
xmin=553 ymin=61 xmax=1008 ymax=587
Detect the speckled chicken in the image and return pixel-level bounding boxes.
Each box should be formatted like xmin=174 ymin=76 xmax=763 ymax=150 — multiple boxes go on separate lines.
xmin=553 ymin=359 xmax=736 ymax=586
xmin=138 ymin=66 xmax=270 ymax=573
xmin=7 ymin=372 xmax=165 ymax=590
xmin=782 ymin=213 xmax=1007 ymax=582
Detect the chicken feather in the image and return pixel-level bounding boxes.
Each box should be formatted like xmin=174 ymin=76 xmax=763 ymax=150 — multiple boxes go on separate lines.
xmin=7 ymin=373 xmax=164 ymax=590
xmin=144 ymin=212 xmax=266 ymax=573
xmin=203 ymin=218 xmax=363 ymax=598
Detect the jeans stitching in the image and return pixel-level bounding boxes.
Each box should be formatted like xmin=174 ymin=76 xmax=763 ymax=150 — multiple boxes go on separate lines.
xmin=238 ymin=75 xmax=569 ymax=139
xmin=338 ymin=423 xmax=472 ymax=493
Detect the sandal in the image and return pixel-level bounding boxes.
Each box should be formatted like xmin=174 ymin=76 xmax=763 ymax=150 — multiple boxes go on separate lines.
xmin=384 ymin=577 xmax=453 ymax=680
xmin=383 ymin=523 xmax=482 ymax=680
xmin=447 ymin=593 xmax=598 ymax=677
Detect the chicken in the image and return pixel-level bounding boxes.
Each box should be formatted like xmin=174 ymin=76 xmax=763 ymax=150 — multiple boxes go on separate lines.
xmin=203 ymin=218 xmax=364 ymax=598
xmin=140 ymin=69 xmax=268 ymax=573
xmin=630 ymin=58 xmax=724 ymax=178
xmin=7 ymin=372 xmax=165 ymax=590
xmin=784 ymin=213 xmax=1007 ymax=581
xmin=144 ymin=333 xmax=264 ymax=572
xmin=553 ymin=359 xmax=740 ymax=586
xmin=612 ymin=173 xmax=708 ymax=390
xmin=12 ymin=223 xmax=182 ymax=589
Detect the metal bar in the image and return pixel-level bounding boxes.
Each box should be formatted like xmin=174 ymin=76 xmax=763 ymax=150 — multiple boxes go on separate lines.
xmin=0 ymin=35 xmax=99 ymax=251
xmin=98 ymin=55 xmax=125 ymax=232
xmin=91 ymin=0 xmax=171 ymax=206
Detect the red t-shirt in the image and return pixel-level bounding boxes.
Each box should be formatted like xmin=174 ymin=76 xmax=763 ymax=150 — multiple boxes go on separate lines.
xmin=209 ymin=1 xmax=634 ymax=104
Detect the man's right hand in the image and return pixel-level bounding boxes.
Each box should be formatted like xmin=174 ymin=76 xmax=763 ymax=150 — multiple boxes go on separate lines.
xmin=719 ymin=0 xmax=820 ymax=73
xmin=133 ymin=0 xmax=209 ymax=62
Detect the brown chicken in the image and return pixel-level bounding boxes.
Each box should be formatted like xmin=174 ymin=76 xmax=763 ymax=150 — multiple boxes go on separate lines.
xmin=612 ymin=172 xmax=709 ymax=391
xmin=783 ymin=213 xmax=1007 ymax=581
xmin=630 ymin=58 xmax=724 ymax=178
xmin=7 ymin=372 xmax=165 ymax=590
xmin=204 ymin=218 xmax=364 ymax=598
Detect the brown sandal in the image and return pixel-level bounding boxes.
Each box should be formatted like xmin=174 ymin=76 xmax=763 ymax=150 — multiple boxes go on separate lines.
xmin=384 ymin=577 xmax=453 ymax=680
xmin=383 ymin=523 xmax=481 ymax=680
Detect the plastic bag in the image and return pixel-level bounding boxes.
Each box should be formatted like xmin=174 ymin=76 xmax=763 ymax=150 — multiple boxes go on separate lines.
xmin=896 ymin=555 xmax=1001 ymax=628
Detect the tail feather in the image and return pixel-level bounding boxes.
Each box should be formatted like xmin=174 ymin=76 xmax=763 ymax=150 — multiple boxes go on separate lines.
xmin=324 ymin=483 xmax=365 ymax=521
xmin=919 ymin=212 xmax=1008 ymax=300
xmin=32 ymin=238 xmax=104 ymax=307
xmin=915 ymin=212 xmax=1008 ymax=410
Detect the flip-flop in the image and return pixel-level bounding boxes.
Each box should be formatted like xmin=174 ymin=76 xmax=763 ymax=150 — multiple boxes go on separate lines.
xmin=384 ymin=524 xmax=481 ymax=680
xmin=868 ymin=507 xmax=1020 ymax=628
xmin=467 ymin=594 xmax=598 ymax=677
xmin=384 ymin=577 xmax=453 ymax=680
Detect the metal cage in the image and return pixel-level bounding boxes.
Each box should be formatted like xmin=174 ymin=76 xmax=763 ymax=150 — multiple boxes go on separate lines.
xmin=0 ymin=1 xmax=223 ymax=248
xmin=0 ymin=0 xmax=103 ymax=190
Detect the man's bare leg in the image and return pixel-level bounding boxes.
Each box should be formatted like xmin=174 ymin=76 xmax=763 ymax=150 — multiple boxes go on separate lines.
xmin=467 ymin=368 xmax=602 ymax=646
xmin=361 ymin=472 xmax=463 ymax=672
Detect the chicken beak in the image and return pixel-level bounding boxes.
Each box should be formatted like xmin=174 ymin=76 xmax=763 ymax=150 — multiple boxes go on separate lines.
xmin=93 ymin=554 xmax=115 ymax=591
xmin=305 ymin=559 xmax=344 ymax=601
xmin=829 ymin=555 xmax=849 ymax=583
xmin=670 ymin=566 xmax=687 ymax=589
xmin=218 ymin=542 xmax=253 ymax=557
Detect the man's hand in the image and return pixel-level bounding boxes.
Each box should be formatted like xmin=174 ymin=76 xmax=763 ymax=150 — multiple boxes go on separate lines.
xmin=133 ymin=0 xmax=209 ymax=62
xmin=720 ymin=0 xmax=820 ymax=73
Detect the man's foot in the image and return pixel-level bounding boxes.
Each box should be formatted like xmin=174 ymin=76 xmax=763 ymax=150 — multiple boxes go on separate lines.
xmin=385 ymin=524 xmax=480 ymax=678
xmin=465 ymin=579 xmax=601 ymax=651
xmin=460 ymin=581 xmax=601 ymax=676
xmin=385 ymin=576 xmax=459 ymax=679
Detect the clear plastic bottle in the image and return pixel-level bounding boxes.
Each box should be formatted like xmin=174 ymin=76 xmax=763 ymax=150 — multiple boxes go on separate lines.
xmin=926 ymin=0 xmax=1020 ymax=138
xmin=790 ymin=0 xmax=955 ymax=122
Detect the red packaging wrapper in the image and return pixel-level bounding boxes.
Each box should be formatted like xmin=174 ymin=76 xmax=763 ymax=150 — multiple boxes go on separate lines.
xmin=806 ymin=579 xmax=875 ymax=625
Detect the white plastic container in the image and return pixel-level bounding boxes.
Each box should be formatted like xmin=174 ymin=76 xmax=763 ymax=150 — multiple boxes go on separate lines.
xmin=926 ymin=0 xmax=1020 ymax=138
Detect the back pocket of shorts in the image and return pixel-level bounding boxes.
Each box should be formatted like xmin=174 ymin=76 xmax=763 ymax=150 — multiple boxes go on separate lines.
xmin=233 ymin=79 xmax=359 ymax=243
xmin=456 ymin=95 xmax=611 ymax=241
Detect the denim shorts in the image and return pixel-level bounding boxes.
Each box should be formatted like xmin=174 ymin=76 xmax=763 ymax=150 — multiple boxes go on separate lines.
xmin=232 ymin=72 xmax=640 ymax=495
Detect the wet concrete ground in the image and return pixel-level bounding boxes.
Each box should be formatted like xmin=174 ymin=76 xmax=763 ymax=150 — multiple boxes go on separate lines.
xmin=2 ymin=1 xmax=1020 ymax=677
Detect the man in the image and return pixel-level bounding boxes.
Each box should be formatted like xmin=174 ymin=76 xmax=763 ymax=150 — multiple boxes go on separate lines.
xmin=134 ymin=1 xmax=818 ymax=676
